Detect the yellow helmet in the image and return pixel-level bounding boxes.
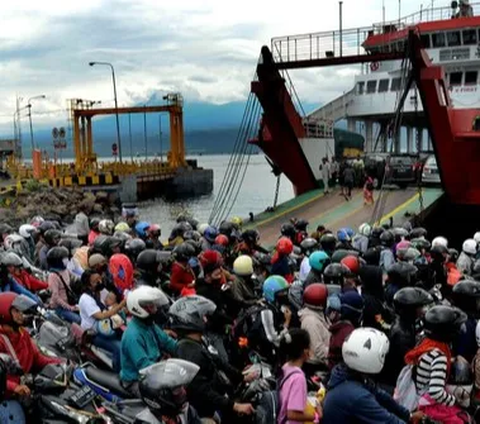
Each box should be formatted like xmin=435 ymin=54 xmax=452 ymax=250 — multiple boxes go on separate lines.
xmin=115 ymin=222 xmax=131 ymax=233
xmin=233 ymin=255 xmax=253 ymax=276
xmin=231 ymin=216 xmax=243 ymax=228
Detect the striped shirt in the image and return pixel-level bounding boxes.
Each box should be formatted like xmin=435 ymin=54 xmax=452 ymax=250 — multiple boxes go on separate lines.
xmin=415 ymin=348 xmax=455 ymax=406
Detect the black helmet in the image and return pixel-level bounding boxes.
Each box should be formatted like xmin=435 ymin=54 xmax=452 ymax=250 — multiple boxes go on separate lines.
xmin=173 ymin=243 xmax=196 ymax=262
xmin=219 ymin=221 xmax=235 ymax=238
xmin=319 ymin=233 xmax=337 ymax=253
xmin=363 ymin=247 xmax=381 ymax=266
xmin=323 ymin=263 xmax=349 ymax=285
xmin=391 ymin=227 xmax=409 ymax=241
xmin=430 ymin=244 xmax=448 ymax=262
xmin=183 ymin=231 xmax=200 ymax=242
xmin=38 ymin=221 xmax=55 ymax=235
xmin=102 ymin=236 xmax=124 ymax=257
xmin=410 ymin=227 xmax=428 ymax=239
xmin=451 ymin=280 xmax=480 ymax=314
xmin=91 ymin=235 xmax=108 ymax=255
xmin=424 ymin=305 xmax=467 ymax=342
xmin=139 ymin=359 xmax=200 ymax=419
xmin=448 ymin=356 xmax=472 ymax=386
xmin=331 ymin=249 xmax=354 ymax=264
xmin=125 ymin=238 xmax=146 ymax=261
xmin=280 ymin=223 xmax=296 ymax=240
xmin=241 ymin=229 xmax=259 ymax=246
xmin=0 ymin=224 xmax=13 ymax=236
xmin=448 ymin=248 xmax=460 ymax=263
xmin=169 ymin=223 xmax=190 ymax=241
xmin=44 ymin=229 xmax=62 ymax=247
xmin=46 ymin=246 xmax=69 ymax=270
xmin=387 ymin=262 xmax=418 ymax=287
xmin=58 ymin=238 xmax=83 ymax=256
xmin=411 ymin=237 xmax=431 ymax=251
xmin=89 ymin=217 xmax=101 ymax=232
xmin=393 ymin=287 xmax=433 ymax=315
xmin=294 ymin=219 xmax=309 ymax=232
xmin=168 ymin=295 xmax=216 ymax=333
xmin=136 ymin=249 xmax=163 ymax=273
xmin=380 ymin=230 xmax=395 ymax=247
xmin=300 ymin=238 xmax=318 ymax=255
xmin=370 ymin=226 xmax=385 ymax=239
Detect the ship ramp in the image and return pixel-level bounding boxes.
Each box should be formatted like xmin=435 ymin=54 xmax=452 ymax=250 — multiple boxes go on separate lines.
xmin=307 ymin=88 xmax=356 ymax=123
xmin=249 ymin=187 xmax=443 ymax=247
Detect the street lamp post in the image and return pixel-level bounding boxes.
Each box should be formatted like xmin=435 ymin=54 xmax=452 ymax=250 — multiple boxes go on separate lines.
xmin=27 ymin=95 xmax=46 ymax=152
xmin=158 ymin=115 xmax=163 ymax=162
xmin=89 ymin=61 xmax=123 ymax=163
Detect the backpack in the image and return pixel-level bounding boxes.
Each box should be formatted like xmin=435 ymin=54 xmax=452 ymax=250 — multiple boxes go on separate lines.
xmin=231 ymin=304 xmax=267 ymax=348
xmin=255 ymin=370 xmax=303 ymax=424
xmin=393 ymin=364 xmax=426 ymax=412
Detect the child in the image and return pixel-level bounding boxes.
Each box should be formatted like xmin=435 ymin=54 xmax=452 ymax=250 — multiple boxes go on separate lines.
xmin=278 ymin=329 xmax=322 ymax=424
xmin=103 ymin=291 xmax=127 ymax=331
xmin=363 ymin=175 xmax=375 ymax=206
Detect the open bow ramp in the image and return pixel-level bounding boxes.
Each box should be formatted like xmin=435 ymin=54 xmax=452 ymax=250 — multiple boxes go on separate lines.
xmin=249 ymin=187 xmax=443 ymax=247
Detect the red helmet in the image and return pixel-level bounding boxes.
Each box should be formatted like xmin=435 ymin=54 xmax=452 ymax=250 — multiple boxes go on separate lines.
xmin=215 ymin=234 xmax=229 ymax=247
xmin=341 ymin=255 xmax=360 ymax=275
xmin=303 ymin=283 xmax=328 ymax=308
xmin=0 ymin=292 xmax=37 ymax=325
xmin=276 ymin=237 xmax=293 ymax=256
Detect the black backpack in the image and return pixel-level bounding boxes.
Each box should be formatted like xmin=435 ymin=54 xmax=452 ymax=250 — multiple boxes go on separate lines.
xmin=255 ymin=370 xmax=303 ymax=424
xmin=231 ymin=304 xmax=266 ymax=346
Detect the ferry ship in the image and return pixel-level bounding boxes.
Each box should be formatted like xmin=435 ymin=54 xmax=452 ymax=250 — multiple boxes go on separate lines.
xmin=250 ymin=1 xmax=480 ymax=205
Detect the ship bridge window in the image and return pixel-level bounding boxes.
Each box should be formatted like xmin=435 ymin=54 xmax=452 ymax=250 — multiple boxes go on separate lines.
xmin=391 ymin=78 xmax=402 ymax=91
xmin=447 ymin=31 xmax=461 ymax=47
xmin=450 ymin=72 xmax=463 ymax=86
xmin=432 ymin=32 xmax=446 ymax=48
xmin=465 ymin=71 xmax=478 ymax=85
xmin=366 ymin=80 xmax=377 ymax=94
xmin=462 ymin=29 xmax=477 ymax=45
xmin=378 ymin=79 xmax=389 ymax=93
xmin=357 ymin=81 xmax=365 ymax=95
xmin=420 ymin=34 xmax=431 ymax=48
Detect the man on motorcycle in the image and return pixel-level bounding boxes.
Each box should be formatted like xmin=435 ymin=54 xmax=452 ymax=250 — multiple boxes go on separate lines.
xmin=323 ymin=328 xmax=425 ymax=423
xmin=0 ymin=292 xmax=62 ymax=398
xmin=120 ymin=286 xmax=177 ymax=395
xmin=137 ymin=359 xmax=203 ymax=424
xmin=169 ymin=243 xmax=196 ymax=295
xmin=170 ymin=296 xmax=254 ymax=421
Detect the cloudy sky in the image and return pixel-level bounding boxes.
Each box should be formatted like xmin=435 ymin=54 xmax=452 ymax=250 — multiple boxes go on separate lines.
xmin=0 ymin=0 xmax=424 ymax=134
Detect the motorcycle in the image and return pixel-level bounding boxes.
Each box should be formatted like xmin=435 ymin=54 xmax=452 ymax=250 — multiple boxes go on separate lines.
xmin=24 ymin=363 xmax=109 ymax=423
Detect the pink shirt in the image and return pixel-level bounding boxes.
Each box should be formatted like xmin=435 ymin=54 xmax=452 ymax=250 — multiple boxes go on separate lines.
xmin=278 ymin=364 xmax=307 ymax=424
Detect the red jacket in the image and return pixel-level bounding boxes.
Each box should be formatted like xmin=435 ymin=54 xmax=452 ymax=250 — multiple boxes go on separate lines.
xmin=328 ymin=320 xmax=355 ymax=370
xmin=0 ymin=326 xmax=61 ymax=395
xmin=169 ymin=262 xmax=195 ymax=294
xmin=12 ymin=270 xmax=48 ymax=292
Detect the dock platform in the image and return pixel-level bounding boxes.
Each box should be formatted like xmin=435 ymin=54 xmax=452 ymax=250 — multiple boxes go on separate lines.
xmin=249 ymin=187 xmax=444 ymax=247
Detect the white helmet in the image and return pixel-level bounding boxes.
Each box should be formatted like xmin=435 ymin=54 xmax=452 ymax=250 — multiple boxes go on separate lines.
xmin=462 ymin=239 xmax=477 ymax=255
xmin=358 ymin=223 xmax=372 ymax=237
xmin=19 ymin=224 xmax=37 ymax=239
xmin=127 ymin=286 xmax=170 ymax=319
xmin=474 ymin=232 xmax=480 ymax=245
xmin=233 ymin=255 xmax=254 ymax=276
xmin=432 ymin=236 xmax=448 ymax=248
xmin=4 ymin=234 xmax=24 ymax=250
xmin=30 ymin=216 xmax=45 ymax=228
xmin=98 ymin=219 xmax=115 ymax=235
xmin=198 ymin=223 xmax=209 ymax=236
xmin=342 ymin=328 xmax=389 ymax=374
xmin=2 ymin=252 xmax=23 ymax=268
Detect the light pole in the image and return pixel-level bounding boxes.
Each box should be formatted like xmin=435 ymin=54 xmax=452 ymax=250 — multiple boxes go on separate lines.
xmin=27 ymin=95 xmax=46 ymax=152
xmin=89 ymin=61 xmax=123 ymax=163
xmin=128 ymin=113 xmax=133 ymax=162
xmin=144 ymin=105 xmax=148 ymax=159
xmin=158 ymin=115 xmax=163 ymax=162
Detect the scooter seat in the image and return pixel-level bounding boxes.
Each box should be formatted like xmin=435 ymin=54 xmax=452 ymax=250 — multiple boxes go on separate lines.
xmin=84 ymin=366 xmax=133 ymax=398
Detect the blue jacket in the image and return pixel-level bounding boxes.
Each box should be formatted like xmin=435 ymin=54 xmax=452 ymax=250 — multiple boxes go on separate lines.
xmin=323 ymin=364 xmax=409 ymax=424
xmin=2 ymin=277 xmax=40 ymax=304
xmin=120 ymin=317 xmax=177 ymax=382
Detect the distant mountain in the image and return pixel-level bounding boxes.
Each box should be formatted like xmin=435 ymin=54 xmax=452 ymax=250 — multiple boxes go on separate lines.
xmin=18 ymin=99 xmax=320 ymax=156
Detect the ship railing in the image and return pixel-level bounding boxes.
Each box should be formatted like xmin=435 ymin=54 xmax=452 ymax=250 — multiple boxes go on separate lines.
xmin=271 ymin=2 xmax=480 ymax=64
xmin=303 ymin=119 xmax=334 ymax=139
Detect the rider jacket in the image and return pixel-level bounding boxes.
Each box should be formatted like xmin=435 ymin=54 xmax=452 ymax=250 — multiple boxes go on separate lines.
xmin=11 ymin=270 xmax=47 ymax=293
xmin=0 ymin=325 xmax=61 ymax=396
xmin=176 ymin=337 xmax=242 ymax=419
xmin=170 ymin=262 xmax=195 ymax=295
xmin=120 ymin=316 xmax=177 ymax=383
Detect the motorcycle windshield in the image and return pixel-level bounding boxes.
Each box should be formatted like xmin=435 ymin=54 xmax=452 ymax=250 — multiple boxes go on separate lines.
xmin=39 ymin=321 xmax=72 ymax=347
xmin=139 ymin=359 xmax=200 ymax=389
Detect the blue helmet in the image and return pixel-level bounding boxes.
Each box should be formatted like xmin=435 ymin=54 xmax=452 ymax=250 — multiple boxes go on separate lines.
xmin=135 ymin=222 xmax=151 ymax=238
xmin=204 ymin=226 xmax=219 ymax=243
xmin=337 ymin=227 xmax=354 ymax=242
xmin=309 ymin=251 xmax=330 ymax=272
xmin=262 ymin=275 xmax=289 ymax=303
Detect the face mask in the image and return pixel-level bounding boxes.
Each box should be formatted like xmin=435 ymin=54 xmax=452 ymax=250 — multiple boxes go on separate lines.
xmin=95 ymin=283 xmax=106 ymax=292
xmin=62 ymin=258 xmax=69 ymax=267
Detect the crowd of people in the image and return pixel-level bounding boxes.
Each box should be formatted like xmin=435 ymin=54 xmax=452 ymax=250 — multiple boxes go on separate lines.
xmin=0 ymin=205 xmax=479 ymax=423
